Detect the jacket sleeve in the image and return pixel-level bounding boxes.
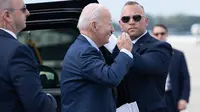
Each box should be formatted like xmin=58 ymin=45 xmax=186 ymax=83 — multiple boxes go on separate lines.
xmin=79 ymin=47 xmax=133 ymax=87
xmin=8 ymin=45 xmax=57 ymax=112
xmin=113 ymin=42 xmax=172 ymax=75
xmin=113 ymin=42 xmax=172 ymax=76
xmin=133 ymin=42 xmax=172 ymax=75
xmin=179 ymin=52 xmax=190 ymax=102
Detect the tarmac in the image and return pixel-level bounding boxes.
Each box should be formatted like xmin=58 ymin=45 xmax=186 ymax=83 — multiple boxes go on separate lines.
xmin=167 ymin=36 xmax=200 ymax=112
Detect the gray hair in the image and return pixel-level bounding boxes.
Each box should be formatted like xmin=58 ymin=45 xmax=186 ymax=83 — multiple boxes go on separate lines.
xmin=77 ymin=3 xmax=105 ymax=30
xmin=0 ymin=0 xmax=12 ymax=10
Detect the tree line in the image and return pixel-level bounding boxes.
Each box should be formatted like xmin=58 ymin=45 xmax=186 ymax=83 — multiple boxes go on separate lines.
xmin=113 ymin=14 xmax=200 ymax=35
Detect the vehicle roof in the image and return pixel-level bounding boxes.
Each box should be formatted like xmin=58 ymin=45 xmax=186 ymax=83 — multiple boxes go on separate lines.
xmin=24 ymin=0 xmax=98 ymax=31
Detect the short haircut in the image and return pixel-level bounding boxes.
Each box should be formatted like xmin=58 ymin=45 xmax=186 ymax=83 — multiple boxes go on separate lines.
xmin=77 ymin=3 xmax=104 ymax=30
xmin=152 ymin=24 xmax=168 ymax=32
xmin=123 ymin=1 xmax=144 ymax=10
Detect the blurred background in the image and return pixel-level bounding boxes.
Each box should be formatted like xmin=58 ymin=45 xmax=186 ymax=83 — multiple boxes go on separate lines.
xmin=24 ymin=0 xmax=200 ymax=111
xmin=98 ymin=0 xmax=200 ymax=35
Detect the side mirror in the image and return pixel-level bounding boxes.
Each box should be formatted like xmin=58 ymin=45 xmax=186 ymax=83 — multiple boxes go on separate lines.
xmin=39 ymin=65 xmax=59 ymax=88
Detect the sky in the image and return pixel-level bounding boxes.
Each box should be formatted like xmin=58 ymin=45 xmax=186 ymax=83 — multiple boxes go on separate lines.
xmin=24 ymin=0 xmax=200 ymax=21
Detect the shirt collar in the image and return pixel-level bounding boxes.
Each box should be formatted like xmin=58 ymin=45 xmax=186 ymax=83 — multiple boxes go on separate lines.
xmin=81 ymin=34 xmax=99 ymax=51
xmin=0 ymin=28 xmax=17 ymax=39
xmin=132 ymin=30 xmax=147 ymax=44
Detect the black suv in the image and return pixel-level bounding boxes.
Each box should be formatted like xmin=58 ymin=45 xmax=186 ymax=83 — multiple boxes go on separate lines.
xmin=19 ymin=0 xmax=98 ymax=111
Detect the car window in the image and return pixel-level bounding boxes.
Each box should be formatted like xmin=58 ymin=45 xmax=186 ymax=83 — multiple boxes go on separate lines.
xmin=18 ymin=28 xmax=79 ymax=79
xmin=18 ymin=28 xmax=77 ymax=47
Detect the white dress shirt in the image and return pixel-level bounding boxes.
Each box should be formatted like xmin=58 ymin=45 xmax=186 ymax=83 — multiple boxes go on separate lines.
xmin=104 ymin=31 xmax=147 ymax=53
xmin=165 ymin=74 xmax=172 ymax=91
xmin=82 ymin=34 xmax=133 ymax=58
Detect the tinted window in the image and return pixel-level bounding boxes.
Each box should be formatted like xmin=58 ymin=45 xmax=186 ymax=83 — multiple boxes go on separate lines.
xmin=18 ymin=28 xmax=79 ymax=79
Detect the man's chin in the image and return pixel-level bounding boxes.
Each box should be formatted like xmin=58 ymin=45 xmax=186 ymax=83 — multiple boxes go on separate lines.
xmin=105 ymin=40 xmax=109 ymax=44
xmin=23 ymin=24 xmax=26 ymax=29
xmin=129 ymin=33 xmax=137 ymax=37
xmin=20 ymin=25 xmax=26 ymax=31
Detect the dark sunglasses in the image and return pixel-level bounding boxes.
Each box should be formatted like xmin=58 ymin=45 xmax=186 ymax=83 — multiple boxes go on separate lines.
xmin=153 ymin=32 xmax=166 ymax=36
xmin=121 ymin=15 xmax=145 ymax=23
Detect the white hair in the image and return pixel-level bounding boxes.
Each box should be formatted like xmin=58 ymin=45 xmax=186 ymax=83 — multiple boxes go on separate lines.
xmin=77 ymin=3 xmax=105 ymax=30
xmin=0 ymin=0 xmax=12 ymax=9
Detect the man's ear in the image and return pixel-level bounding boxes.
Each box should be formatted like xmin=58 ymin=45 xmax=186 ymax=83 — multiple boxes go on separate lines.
xmin=166 ymin=32 xmax=169 ymax=37
xmin=145 ymin=17 xmax=148 ymax=27
xmin=90 ymin=21 xmax=98 ymax=32
xmin=3 ymin=11 xmax=12 ymax=23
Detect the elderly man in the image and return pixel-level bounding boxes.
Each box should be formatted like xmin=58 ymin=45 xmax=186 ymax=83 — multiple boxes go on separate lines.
xmin=152 ymin=24 xmax=190 ymax=112
xmin=61 ymin=3 xmax=134 ymax=112
xmin=0 ymin=0 xmax=57 ymax=112
xmin=103 ymin=1 xmax=172 ymax=112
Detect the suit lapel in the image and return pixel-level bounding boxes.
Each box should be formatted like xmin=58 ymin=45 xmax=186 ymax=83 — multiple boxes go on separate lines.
xmin=133 ymin=43 xmax=141 ymax=53
xmin=132 ymin=32 xmax=151 ymax=53
xmin=98 ymin=50 xmax=106 ymax=61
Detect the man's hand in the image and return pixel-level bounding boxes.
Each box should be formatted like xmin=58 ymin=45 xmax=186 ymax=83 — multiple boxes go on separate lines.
xmin=117 ymin=32 xmax=132 ymax=52
xmin=178 ymin=99 xmax=187 ymax=111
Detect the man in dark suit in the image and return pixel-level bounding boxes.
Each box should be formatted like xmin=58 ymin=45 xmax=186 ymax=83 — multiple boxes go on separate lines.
xmin=152 ymin=24 xmax=190 ymax=112
xmin=61 ymin=3 xmax=134 ymax=112
xmin=0 ymin=0 xmax=57 ymax=112
xmin=103 ymin=1 xmax=172 ymax=112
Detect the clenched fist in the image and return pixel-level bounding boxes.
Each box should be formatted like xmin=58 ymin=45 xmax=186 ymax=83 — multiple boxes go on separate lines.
xmin=117 ymin=32 xmax=133 ymax=52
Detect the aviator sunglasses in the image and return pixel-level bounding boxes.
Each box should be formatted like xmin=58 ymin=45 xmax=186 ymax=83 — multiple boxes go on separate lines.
xmin=121 ymin=15 xmax=145 ymax=23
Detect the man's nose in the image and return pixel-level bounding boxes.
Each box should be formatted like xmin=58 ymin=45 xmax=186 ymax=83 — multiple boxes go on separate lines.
xmin=158 ymin=35 xmax=163 ymax=39
xmin=128 ymin=18 xmax=136 ymax=24
xmin=26 ymin=9 xmax=30 ymax=17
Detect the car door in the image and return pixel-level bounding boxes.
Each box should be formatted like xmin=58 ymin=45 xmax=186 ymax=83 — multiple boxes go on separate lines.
xmin=19 ymin=0 xmax=98 ymax=111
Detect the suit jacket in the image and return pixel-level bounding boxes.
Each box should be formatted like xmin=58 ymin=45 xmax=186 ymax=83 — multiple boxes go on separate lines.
xmin=169 ymin=49 xmax=190 ymax=104
xmin=102 ymin=32 xmax=172 ymax=112
xmin=0 ymin=29 xmax=57 ymax=112
xmin=60 ymin=35 xmax=133 ymax=112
